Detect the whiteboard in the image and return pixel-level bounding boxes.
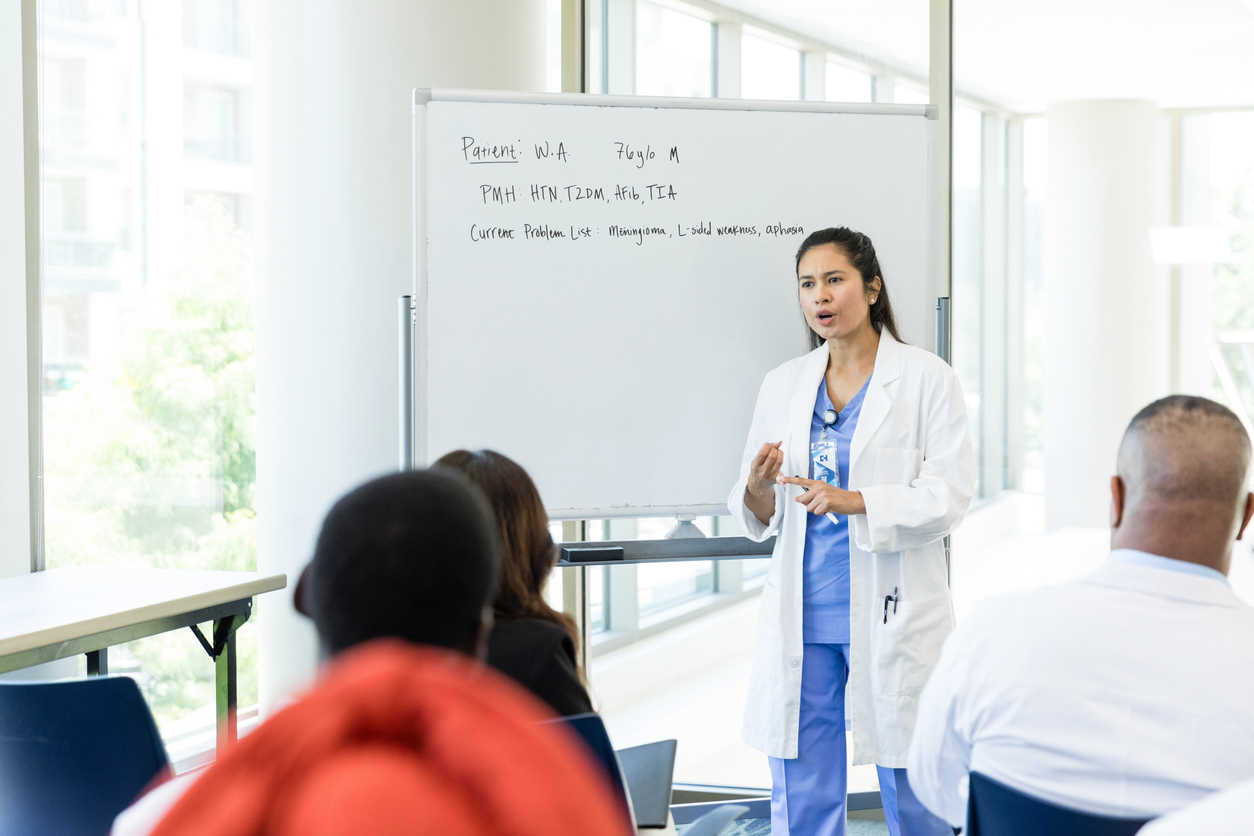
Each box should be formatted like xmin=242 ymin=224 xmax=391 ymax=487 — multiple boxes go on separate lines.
xmin=414 ymin=89 xmax=936 ymax=519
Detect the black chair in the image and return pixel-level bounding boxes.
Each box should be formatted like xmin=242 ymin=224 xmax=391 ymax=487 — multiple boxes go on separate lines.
xmin=967 ymin=772 xmax=1152 ymax=836
xmin=0 ymin=676 xmax=170 ymax=836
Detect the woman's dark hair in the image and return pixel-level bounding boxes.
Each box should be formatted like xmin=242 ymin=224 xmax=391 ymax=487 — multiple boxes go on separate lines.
xmin=434 ymin=449 xmax=581 ymax=674
xmin=795 ymin=227 xmax=902 ymax=349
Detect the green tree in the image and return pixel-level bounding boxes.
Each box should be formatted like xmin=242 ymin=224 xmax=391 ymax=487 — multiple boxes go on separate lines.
xmin=44 ymin=195 xmax=258 ymax=725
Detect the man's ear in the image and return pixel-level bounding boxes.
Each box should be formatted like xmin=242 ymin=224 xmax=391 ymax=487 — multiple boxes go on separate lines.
xmin=1110 ymin=475 xmax=1126 ymax=529
xmin=1238 ymin=492 xmax=1254 ymax=541
xmin=293 ymin=564 xmax=312 ymax=618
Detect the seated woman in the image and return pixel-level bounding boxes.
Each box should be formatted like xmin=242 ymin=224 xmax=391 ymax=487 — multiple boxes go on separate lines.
xmin=436 ymin=449 xmax=593 ymax=717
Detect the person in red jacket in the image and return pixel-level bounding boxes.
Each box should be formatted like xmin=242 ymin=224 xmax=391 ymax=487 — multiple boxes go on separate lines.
xmin=116 ymin=470 xmax=630 ymax=836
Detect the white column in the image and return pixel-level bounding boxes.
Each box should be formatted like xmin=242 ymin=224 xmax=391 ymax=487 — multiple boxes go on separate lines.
xmin=1044 ymin=101 xmax=1162 ymax=529
xmin=605 ymin=0 xmax=634 ymax=95
xmin=252 ymin=0 xmax=545 ymax=711
xmin=714 ymin=21 xmax=741 ymax=99
xmin=801 ymin=50 xmax=825 ymax=102
xmin=0 ymin=0 xmax=35 ymax=579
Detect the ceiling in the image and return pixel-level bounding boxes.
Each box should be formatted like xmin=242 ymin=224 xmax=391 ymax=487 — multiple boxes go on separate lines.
xmin=719 ymin=0 xmax=1254 ymax=112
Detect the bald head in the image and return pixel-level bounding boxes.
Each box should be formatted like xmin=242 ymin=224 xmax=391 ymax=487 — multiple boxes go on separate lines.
xmin=1112 ymin=395 xmax=1254 ymax=572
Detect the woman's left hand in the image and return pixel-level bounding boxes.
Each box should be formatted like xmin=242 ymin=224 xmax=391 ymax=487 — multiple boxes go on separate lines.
xmin=776 ymin=476 xmax=867 ymax=516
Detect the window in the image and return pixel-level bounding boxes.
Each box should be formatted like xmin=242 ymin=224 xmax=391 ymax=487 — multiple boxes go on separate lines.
xmin=39 ymin=0 xmax=258 ymax=766
xmin=184 ymin=85 xmax=247 ymax=163
xmin=182 ymin=0 xmax=250 ymax=57
xmin=826 ymin=61 xmax=872 ymax=103
xmin=43 ymin=58 xmax=87 ymax=148
xmin=741 ymin=33 xmax=800 ymax=101
xmin=1189 ymin=112 xmax=1254 ymax=421
xmin=1021 ymin=117 xmax=1047 ymax=492
xmin=635 ymin=2 xmax=712 ymax=98
xmin=893 ymin=82 xmax=930 ymax=105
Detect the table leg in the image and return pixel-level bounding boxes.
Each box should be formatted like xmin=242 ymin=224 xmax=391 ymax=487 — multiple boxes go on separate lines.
xmin=215 ymin=627 xmax=237 ymax=755
xmin=86 ymin=648 xmax=108 ymax=676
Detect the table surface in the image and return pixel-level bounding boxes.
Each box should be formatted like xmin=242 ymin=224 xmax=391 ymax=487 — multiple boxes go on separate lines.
xmin=0 ymin=566 xmax=287 ymax=657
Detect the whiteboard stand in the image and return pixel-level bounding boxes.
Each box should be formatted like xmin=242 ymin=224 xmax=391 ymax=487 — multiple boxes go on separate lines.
xmin=399 ymin=295 xmax=416 ymax=470
xmin=664 ymin=514 xmax=705 ymax=539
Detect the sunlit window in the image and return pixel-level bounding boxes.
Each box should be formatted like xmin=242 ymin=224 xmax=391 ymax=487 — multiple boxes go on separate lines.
xmin=636 ymin=2 xmax=712 ymax=97
xmin=741 ymin=33 xmax=800 ymax=101
xmin=40 ymin=0 xmax=257 ymax=765
xmin=893 ymin=82 xmax=930 ymax=104
xmin=826 ymin=61 xmax=873 ymax=103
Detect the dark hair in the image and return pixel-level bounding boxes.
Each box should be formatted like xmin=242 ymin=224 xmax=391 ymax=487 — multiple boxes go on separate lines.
xmin=434 ymin=450 xmax=581 ymax=667
xmin=304 ymin=469 xmax=501 ymax=655
xmin=1126 ymin=395 xmax=1249 ymax=440
xmin=1120 ymin=395 xmax=1252 ymax=503
xmin=795 ymin=227 xmax=902 ymax=349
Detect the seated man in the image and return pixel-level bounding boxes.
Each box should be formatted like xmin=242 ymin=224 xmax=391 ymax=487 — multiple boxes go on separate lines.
xmin=115 ymin=470 xmax=628 ymax=836
xmin=907 ymin=395 xmax=1254 ymax=827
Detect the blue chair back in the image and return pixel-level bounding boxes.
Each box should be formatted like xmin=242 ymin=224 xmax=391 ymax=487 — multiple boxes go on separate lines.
xmin=545 ymin=712 xmax=636 ymax=829
xmin=0 ymin=676 xmax=170 ymax=836
xmin=967 ymin=772 xmax=1151 ymax=836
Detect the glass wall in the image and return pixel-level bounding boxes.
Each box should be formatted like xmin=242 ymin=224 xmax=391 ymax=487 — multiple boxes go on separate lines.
xmin=635 ymin=1 xmax=712 ymax=98
xmin=740 ymin=32 xmax=799 ymax=101
xmin=826 ymin=61 xmax=872 ymax=103
xmin=39 ymin=0 xmax=257 ymax=765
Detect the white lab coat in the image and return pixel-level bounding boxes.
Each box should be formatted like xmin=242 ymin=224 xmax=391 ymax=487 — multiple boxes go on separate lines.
xmin=727 ymin=331 xmax=975 ymax=766
xmin=1139 ymin=775 xmax=1254 ymax=836
xmin=907 ymin=556 xmax=1254 ymax=827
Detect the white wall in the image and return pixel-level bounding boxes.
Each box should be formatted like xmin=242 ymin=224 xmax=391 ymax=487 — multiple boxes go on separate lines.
xmin=0 ymin=1 xmax=32 ymax=580
xmin=1044 ymin=100 xmax=1161 ymax=528
xmin=252 ymin=0 xmax=546 ymax=711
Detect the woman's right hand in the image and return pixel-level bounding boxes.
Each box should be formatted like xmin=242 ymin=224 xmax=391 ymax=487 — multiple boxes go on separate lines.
xmin=745 ymin=441 xmax=783 ymax=525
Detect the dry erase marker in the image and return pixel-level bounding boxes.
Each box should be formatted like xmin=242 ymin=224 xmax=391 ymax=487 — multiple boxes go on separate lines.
xmin=782 ymin=476 xmax=842 ymax=525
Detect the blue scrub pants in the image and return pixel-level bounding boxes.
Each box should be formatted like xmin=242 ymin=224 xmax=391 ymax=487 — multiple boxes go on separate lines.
xmin=768 ymin=643 xmax=951 ymax=836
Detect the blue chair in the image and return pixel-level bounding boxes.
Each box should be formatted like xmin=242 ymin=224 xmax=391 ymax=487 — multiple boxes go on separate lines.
xmin=967 ymin=772 xmax=1152 ymax=836
xmin=0 ymin=676 xmax=170 ymax=836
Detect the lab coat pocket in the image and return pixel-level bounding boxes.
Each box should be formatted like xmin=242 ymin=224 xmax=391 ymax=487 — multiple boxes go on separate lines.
xmin=752 ymin=579 xmax=780 ymax=676
xmin=872 ymin=594 xmax=953 ymax=697
xmin=874 ymin=447 xmax=921 ymax=486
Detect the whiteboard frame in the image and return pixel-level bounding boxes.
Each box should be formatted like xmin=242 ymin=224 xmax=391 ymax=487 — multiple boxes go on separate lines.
xmin=411 ymin=88 xmax=940 ymax=520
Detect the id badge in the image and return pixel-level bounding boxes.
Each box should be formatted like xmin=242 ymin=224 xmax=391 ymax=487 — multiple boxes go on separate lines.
xmin=810 ymin=439 xmax=839 ymax=487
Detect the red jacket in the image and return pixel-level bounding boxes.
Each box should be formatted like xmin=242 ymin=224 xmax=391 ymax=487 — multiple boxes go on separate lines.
xmin=150 ymin=640 xmax=630 ymax=836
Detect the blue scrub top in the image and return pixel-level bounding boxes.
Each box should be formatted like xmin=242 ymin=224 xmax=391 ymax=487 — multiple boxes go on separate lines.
xmin=802 ymin=375 xmax=870 ymax=644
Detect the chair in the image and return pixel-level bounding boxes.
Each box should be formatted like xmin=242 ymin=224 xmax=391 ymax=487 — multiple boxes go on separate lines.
xmin=0 ymin=676 xmax=170 ymax=836
xmin=966 ymin=772 xmax=1152 ymax=836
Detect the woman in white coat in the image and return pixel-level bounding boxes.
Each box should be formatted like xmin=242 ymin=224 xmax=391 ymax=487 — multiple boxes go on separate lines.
xmin=728 ymin=227 xmax=975 ymax=836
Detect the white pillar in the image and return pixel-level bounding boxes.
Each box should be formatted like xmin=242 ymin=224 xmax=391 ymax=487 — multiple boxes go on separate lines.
xmin=801 ymin=50 xmax=825 ymax=102
xmin=0 ymin=0 xmax=34 ymax=579
xmin=252 ymin=0 xmax=545 ymax=711
xmin=714 ymin=21 xmax=740 ymax=99
xmin=1044 ymin=101 xmax=1162 ymax=529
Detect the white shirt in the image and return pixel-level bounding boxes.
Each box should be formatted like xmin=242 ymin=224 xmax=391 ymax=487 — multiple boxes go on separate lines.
xmin=728 ymin=333 xmax=975 ymax=764
xmin=111 ymin=772 xmax=198 ymax=836
xmin=907 ymin=550 xmax=1254 ymax=827
xmin=1139 ymin=775 xmax=1254 ymax=836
